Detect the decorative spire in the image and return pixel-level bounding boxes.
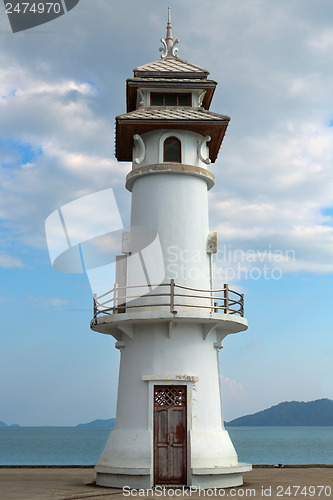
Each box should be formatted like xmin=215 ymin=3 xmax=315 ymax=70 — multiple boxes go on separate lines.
xmin=160 ymin=7 xmax=179 ymax=59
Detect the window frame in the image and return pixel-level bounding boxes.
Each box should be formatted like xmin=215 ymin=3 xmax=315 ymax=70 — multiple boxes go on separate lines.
xmin=150 ymin=92 xmax=192 ymax=107
xmin=163 ymin=136 xmax=182 ymax=163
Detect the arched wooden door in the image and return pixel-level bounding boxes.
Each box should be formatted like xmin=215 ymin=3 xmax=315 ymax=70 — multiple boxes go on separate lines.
xmin=153 ymin=385 xmax=187 ymax=485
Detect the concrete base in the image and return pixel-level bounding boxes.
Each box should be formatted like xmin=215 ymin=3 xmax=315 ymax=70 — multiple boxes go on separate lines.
xmin=191 ymin=463 xmax=252 ymax=488
xmin=95 ymin=425 xmax=251 ymax=489
xmin=2 ymin=466 xmax=333 ymax=500
xmin=95 ymin=463 xmax=252 ymax=489
xmin=96 ymin=471 xmax=151 ymax=489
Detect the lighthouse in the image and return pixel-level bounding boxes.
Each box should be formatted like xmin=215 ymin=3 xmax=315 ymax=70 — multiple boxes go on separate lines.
xmin=91 ymin=10 xmax=251 ymax=489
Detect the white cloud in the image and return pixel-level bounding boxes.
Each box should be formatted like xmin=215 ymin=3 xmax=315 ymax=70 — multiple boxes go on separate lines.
xmin=220 ymin=375 xmax=245 ymax=399
xmin=210 ymin=116 xmax=333 ymax=276
xmin=0 ymin=252 xmax=25 ymax=268
xmin=1 ymin=0 xmax=333 ymax=276
xmin=308 ymin=29 xmax=333 ymax=52
xmin=27 ymin=296 xmax=69 ymax=308
xmin=43 ymin=297 xmax=69 ymax=308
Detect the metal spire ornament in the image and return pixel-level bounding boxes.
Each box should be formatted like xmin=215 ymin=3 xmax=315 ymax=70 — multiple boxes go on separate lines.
xmin=160 ymin=7 xmax=179 ymax=58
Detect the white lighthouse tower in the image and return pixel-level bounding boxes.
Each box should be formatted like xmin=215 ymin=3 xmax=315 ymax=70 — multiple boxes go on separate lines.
xmin=91 ymin=10 xmax=251 ymax=489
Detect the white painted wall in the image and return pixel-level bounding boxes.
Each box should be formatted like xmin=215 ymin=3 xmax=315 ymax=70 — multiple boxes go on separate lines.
xmin=133 ymin=130 xmax=210 ymax=169
xmin=130 ymin=173 xmax=210 ymax=290
xmin=96 ymin=323 xmax=239 ymax=481
xmin=95 ymin=96 xmax=250 ymax=489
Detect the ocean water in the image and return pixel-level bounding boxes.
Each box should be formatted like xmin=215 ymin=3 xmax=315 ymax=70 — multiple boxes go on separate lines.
xmin=0 ymin=426 xmax=332 ymax=465
xmin=226 ymin=426 xmax=333 ymax=465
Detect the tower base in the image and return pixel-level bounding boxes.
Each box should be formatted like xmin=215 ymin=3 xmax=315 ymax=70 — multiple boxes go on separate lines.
xmin=94 ymin=428 xmax=251 ymax=489
xmin=191 ymin=464 xmax=252 ymax=489
xmin=95 ymin=463 xmax=252 ymax=489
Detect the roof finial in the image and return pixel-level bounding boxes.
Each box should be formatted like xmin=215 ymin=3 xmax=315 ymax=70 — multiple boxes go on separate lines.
xmin=160 ymin=7 xmax=179 ymax=59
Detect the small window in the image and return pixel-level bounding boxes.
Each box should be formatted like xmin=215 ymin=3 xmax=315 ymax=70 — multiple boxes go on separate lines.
xmin=178 ymin=94 xmax=191 ymax=106
xmin=164 ymin=94 xmax=178 ymax=106
xmin=151 ymin=93 xmax=164 ymax=106
xmin=151 ymin=93 xmax=192 ymax=106
xmin=164 ymin=137 xmax=181 ymax=163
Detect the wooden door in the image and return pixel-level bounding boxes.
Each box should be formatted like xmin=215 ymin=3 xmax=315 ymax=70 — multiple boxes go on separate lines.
xmin=154 ymin=385 xmax=187 ymax=485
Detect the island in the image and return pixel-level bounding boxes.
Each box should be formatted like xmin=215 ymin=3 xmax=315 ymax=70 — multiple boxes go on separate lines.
xmin=225 ymin=398 xmax=333 ymax=426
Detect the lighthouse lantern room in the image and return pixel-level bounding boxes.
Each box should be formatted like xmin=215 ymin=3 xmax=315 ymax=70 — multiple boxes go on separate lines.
xmin=91 ymin=10 xmax=252 ymax=489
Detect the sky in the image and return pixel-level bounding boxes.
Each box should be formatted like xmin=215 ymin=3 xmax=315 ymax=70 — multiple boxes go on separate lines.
xmin=0 ymin=0 xmax=333 ymax=426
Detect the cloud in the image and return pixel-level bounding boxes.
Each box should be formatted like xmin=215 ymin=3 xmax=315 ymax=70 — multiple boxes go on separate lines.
xmin=43 ymin=297 xmax=69 ymax=308
xmin=220 ymin=375 xmax=245 ymax=399
xmin=27 ymin=296 xmax=69 ymax=308
xmin=308 ymin=29 xmax=333 ymax=52
xmin=210 ymin=119 xmax=333 ymax=276
xmin=0 ymin=252 xmax=25 ymax=268
xmin=0 ymin=0 xmax=333 ymax=279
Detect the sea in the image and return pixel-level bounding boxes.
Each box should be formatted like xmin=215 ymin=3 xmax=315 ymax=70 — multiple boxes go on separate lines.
xmin=0 ymin=426 xmax=333 ymax=465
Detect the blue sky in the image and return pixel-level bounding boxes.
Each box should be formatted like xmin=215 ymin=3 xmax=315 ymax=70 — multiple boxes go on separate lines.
xmin=1 ymin=0 xmax=333 ymax=426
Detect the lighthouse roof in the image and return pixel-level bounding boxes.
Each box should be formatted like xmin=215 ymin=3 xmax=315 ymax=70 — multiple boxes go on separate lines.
xmin=126 ymin=10 xmax=217 ymax=112
xmin=133 ymin=8 xmax=209 ymax=80
xmin=117 ymin=106 xmax=229 ymax=122
xmin=133 ymin=57 xmax=210 ymax=80
xmin=116 ymin=106 xmax=230 ymax=164
xmin=116 ymin=10 xmax=229 ymax=164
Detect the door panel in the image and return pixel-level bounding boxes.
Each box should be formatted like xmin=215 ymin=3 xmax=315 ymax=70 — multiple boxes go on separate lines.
xmin=154 ymin=386 xmax=187 ymax=485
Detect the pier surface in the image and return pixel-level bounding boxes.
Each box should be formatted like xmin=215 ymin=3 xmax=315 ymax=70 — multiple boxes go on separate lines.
xmin=0 ymin=466 xmax=332 ymax=500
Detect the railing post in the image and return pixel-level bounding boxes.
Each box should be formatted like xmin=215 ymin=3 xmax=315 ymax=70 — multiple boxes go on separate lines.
xmin=170 ymin=279 xmax=175 ymax=313
xmin=93 ymin=293 xmax=97 ymax=319
xmin=240 ymin=293 xmax=244 ymax=317
xmin=224 ymin=283 xmax=229 ymax=314
xmin=114 ymin=282 xmax=118 ymax=314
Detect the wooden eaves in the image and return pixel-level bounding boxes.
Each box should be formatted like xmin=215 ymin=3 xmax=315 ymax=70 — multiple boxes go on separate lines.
xmin=116 ymin=118 xmax=230 ymax=164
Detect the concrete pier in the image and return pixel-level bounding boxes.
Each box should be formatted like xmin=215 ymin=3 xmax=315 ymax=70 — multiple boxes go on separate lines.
xmin=0 ymin=466 xmax=332 ymax=500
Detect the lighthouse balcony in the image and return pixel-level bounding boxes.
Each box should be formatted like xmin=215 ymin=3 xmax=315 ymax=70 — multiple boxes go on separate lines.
xmin=91 ymin=279 xmax=247 ymax=338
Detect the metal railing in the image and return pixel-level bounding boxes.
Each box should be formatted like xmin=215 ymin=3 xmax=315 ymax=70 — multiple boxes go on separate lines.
xmin=93 ymin=279 xmax=244 ymax=319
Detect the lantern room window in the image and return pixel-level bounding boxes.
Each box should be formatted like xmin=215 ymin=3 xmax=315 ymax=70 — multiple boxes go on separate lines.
xmin=151 ymin=93 xmax=192 ymax=106
xmin=164 ymin=137 xmax=181 ymax=163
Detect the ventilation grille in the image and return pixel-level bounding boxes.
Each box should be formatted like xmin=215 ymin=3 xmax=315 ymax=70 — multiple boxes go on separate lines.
xmin=154 ymin=386 xmax=186 ymax=407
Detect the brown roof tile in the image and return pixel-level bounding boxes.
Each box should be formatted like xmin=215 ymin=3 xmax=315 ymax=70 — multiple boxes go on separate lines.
xmin=133 ymin=57 xmax=209 ymax=78
xmin=117 ymin=106 xmax=230 ymax=122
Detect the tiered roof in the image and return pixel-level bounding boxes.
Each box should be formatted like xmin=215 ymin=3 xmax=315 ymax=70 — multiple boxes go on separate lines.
xmin=116 ymin=9 xmax=230 ymax=163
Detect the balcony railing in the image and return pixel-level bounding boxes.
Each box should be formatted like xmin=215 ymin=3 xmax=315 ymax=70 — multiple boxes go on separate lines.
xmin=93 ymin=279 xmax=244 ymax=319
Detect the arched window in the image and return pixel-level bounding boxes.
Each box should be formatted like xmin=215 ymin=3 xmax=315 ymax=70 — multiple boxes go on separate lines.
xmin=163 ymin=137 xmax=181 ymax=163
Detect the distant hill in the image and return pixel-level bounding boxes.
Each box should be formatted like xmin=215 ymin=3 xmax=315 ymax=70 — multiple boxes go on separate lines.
xmin=77 ymin=418 xmax=116 ymax=428
xmin=226 ymin=398 xmax=333 ymax=426
xmin=0 ymin=421 xmax=20 ymax=428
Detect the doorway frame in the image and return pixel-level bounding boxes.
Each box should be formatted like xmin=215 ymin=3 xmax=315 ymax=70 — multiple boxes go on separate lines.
xmin=143 ymin=375 xmax=199 ymax=487
xmin=153 ymin=385 xmax=187 ymax=485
